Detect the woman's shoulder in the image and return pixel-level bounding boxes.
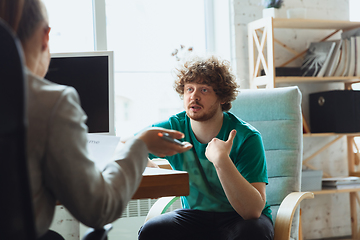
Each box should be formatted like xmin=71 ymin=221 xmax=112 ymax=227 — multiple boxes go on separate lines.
xmin=27 ymin=71 xmax=79 ymax=101
xmin=27 ymin=71 xmax=68 ymax=93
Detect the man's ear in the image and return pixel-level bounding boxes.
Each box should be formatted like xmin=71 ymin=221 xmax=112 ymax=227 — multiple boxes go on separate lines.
xmin=41 ymin=26 xmax=51 ymax=51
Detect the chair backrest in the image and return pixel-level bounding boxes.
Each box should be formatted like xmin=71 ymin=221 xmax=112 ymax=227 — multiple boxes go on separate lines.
xmin=0 ymin=19 xmax=36 ymax=239
xmin=230 ymin=86 xmax=303 ymax=239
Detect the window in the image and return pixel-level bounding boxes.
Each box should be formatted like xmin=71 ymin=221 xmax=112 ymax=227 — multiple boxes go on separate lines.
xmin=42 ymin=0 xmax=94 ymax=53
xmin=42 ymin=0 xmax=207 ymax=137
xmin=105 ymin=0 xmax=206 ymax=137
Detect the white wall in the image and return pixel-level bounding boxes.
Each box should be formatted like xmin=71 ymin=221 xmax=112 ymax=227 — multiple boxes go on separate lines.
xmin=230 ymin=0 xmax=353 ymax=239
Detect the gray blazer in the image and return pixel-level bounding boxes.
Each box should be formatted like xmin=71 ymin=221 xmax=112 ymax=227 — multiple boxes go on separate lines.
xmin=26 ymin=70 xmax=148 ymax=237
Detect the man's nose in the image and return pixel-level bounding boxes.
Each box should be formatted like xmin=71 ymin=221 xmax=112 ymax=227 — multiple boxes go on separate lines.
xmin=190 ymin=89 xmax=200 ymax=100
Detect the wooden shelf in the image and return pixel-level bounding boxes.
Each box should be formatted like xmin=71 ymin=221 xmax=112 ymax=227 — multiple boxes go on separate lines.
xmin=303 ymin=132 xmax=360 ymax=137
xmin=270 ymin=18 xmax=360 ymax=30
xmin=312 ymin=187 xmax=360 ymax=195
xmin=275 ymin=76 xmax=360 ymax=84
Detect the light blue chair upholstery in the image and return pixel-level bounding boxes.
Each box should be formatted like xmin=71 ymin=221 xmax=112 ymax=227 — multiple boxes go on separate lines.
xmin=145 ymin=86 xmax=313 ymax=240
xmin=231 ymin=86 xmax=311 ymax=240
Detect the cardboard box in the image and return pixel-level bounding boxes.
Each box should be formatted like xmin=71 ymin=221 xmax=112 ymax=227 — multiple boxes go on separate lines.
xmin=301 ymin=170 xmax=323 ymax=191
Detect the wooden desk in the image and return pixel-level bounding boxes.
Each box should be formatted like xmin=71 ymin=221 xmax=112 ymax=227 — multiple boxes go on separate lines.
xmin=56 ymin=167 xmax=188 ymax=203
xmin=132 ymin=167 xmax=189 ymax=199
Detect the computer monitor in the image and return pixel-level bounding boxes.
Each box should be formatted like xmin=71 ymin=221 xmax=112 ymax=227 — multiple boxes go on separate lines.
xmin=45 ymin=51 xmax=115 ymax=135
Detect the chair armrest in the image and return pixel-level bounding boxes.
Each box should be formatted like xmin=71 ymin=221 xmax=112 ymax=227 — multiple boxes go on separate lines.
xmin=274 ymin=192 xmax=314 ymax=240
xmin=144 ymin=196 xmax=180 ymax=223
xmin=82 ymin=224 xmax=112 ymax=240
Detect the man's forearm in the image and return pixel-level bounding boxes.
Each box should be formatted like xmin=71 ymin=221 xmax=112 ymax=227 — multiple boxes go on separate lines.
xmin=214 ymin=157 xmax=266 ymax=219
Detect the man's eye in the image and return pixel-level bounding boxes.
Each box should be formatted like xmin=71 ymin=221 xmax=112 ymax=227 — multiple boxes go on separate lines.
xmin=202 ymin=88 xmax=208 ymax=93
xmin=187 ymin=88 xmax=193 ymax=92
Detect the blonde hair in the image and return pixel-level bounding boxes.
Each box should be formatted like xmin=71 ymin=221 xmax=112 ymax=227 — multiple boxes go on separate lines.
xmin=0 ymin=0 xmax=24 ymax=32
xmin=16 ymin=0 xmax=48 ymax=44
xmin=0 ymin=0 xmax=47 ymax=44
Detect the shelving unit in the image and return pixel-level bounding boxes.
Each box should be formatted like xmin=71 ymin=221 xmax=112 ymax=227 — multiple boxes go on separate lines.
xmin=303 ymin=133 xmax=360 ymax=177
xmin=302 ymin=133 xmax=360 ymax=239
xmin=275 ymin=76 xmax=360 ymax=84
xmin=248 ymin=18 xmax=360 ymax=239
xmin=248 ymin=18 xmax=360 ymax=89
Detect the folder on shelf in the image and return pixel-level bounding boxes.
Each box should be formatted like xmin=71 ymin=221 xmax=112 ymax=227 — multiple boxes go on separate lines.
xmin=333 ymin=39 xmax=347 ymax=77
xmin=342 ymin=38 xmax=351 ymax=76
xmin=347 ymin=37 xmax=356 ymax=76
xmin=322 ymin=176 xmax=360 ymax=188
xmin=324 ymin=39 xmax=342 ymax=77
xmin=340 ymin=27 xmax=360 ymax=77
xmin=356 ymin=36 xmax=360 ymax=76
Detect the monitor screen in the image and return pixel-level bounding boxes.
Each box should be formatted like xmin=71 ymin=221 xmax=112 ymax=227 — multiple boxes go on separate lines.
xmin=45 ymin=51 xmax=115 ymax=135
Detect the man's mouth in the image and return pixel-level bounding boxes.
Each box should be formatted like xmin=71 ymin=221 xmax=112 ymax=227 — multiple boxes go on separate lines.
xmin=189 ymin=102 xmax=202 ymax=111
xmin=191 ymin=105 xmax=201 ymax=109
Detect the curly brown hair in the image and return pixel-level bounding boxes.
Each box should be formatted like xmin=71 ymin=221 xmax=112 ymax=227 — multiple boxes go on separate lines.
xmin=174 ymin=55 xmax=239 ymax=112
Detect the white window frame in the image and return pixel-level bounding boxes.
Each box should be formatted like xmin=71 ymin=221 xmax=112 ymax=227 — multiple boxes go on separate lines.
xmin=92 ymin=0 xmax=108 ymax=50
xmin=91 ymin=0 xmax=225 ymax=54
xmin=204 ymin=0 xmax=215 ymax=53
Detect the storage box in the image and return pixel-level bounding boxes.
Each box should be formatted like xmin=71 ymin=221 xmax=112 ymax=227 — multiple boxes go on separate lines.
xmin=309 ymin=90 xmax=360 ymax=133
xmin=301 ymin=170 xmax=323 ymax=191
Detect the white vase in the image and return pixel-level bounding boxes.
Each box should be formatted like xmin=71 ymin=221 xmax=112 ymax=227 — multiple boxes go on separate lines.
xmin=262 ymin=7 xmax=280 ymax=19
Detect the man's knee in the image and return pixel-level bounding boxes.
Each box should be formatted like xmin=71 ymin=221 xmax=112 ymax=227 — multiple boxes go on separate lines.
xmin=232 ymin=217 xmax=274 ymax=240
xmin=138 ymin=213 xmax=178 ymax=240
xmin=138 ymin=219 xmax=164 ymax=240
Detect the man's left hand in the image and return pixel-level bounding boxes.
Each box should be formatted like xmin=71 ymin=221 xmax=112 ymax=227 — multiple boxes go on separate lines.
xmin=205 ymin=129 xmax=236 ymax=166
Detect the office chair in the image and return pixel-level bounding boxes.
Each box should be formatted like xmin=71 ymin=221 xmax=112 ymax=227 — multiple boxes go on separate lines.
xmin=0 ymin=17 xmax=36 ymax=240
xmin=0 ymin=19 xmax=112 ymax=240
xmin=145 ymin=86 xmax=314 ymax=240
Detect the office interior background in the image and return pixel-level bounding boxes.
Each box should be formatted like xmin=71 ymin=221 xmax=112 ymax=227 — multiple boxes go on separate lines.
xmin=42 ymin=0 xmax=360 ymax=239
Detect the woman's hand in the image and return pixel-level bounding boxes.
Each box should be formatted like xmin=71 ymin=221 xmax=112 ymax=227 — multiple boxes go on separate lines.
xmin=137 ymin=127 xmax=192 ymax=157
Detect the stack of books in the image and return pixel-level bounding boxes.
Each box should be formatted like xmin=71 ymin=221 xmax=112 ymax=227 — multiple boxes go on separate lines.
xmin=301 ymin=27 xmax=360 ymax=78
xmin=322 ymin=176 xmax=360 ymax=189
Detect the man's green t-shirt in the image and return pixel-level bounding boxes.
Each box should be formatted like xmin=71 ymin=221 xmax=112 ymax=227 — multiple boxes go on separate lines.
xmin=150 ymin=111 xmax=272 ymax=221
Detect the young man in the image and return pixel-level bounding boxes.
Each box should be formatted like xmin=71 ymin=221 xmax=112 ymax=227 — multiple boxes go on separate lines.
xmin=138 ymin=55 xmax=274 ymax=240
xmin=0 ymin=0 xmax=192 ymax=238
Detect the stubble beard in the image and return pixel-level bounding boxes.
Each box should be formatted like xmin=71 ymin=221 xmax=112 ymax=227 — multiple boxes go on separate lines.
xmin=186 ymin=100 xmax=221 ymax=122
